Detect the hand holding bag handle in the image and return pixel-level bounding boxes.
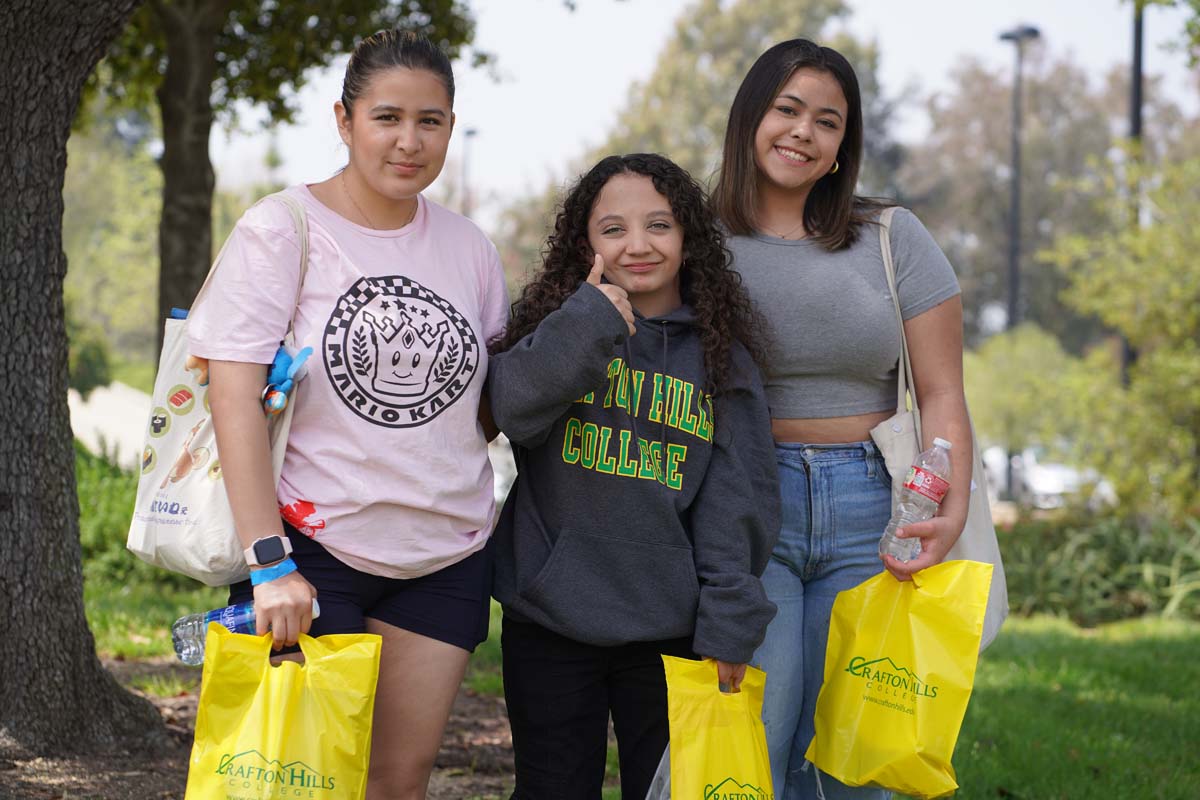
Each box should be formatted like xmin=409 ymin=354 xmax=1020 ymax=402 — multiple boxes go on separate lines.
xmin=186 ymin=624 xmax=382 ymax=799
xmin=868 ymin=206 xmax=1008 ymax=651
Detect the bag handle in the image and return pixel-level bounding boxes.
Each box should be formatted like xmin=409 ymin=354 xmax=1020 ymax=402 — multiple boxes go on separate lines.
xmin=878 ymin=206 xmax=922 ymax=443
xmin=189 ymin=190 xmax=311 ymax=334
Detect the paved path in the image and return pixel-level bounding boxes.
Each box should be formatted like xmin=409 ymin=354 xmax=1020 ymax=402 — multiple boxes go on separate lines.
xmin=68 ymin=382 xmax=151 ymax=471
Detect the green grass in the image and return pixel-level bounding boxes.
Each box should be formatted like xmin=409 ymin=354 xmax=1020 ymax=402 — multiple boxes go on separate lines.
xmin=85 ymin=576 xmax=226 ymax=660
xmin=128 ymin=672 xmax=201 ymax=698
xmin=465 ymin=600 xmax=504 ymax=695
xmin=110 ymin=356 xmax=156 ymax=394
xmin=604 ymin=743 xmax=621 ymax=797
xmin=80 ymin=544 xmax=1200 ymax=798
xmin=900 ymin=615 xmax=1200 ymax=799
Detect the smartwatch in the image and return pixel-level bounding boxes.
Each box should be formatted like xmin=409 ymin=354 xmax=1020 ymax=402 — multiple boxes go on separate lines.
xmin=244 ymin=535 xmax=293 ymax=568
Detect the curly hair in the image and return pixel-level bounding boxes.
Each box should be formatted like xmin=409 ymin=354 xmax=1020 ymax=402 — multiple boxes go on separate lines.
xmin=493 ymin=153 xmax=765 ymax=396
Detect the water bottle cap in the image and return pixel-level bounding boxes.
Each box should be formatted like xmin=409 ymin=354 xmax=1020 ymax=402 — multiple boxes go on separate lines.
xmin=312 ymin=598 xmax=321 ymax=619
xmin=933 ymin=437 xmax=952 ymax=450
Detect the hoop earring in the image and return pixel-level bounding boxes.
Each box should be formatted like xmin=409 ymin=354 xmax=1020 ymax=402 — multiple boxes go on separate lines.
xmin=830 ymin=160 xmax=840 ymax=175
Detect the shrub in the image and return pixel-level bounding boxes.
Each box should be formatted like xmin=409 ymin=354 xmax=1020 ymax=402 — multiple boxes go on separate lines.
xmin=75 ymin=440 xmax=194 ymax=589
xmin=68 ymin=319 xmax=112 ymax=399
xmin=1001 ymin=513 xmax=1200 ymax=626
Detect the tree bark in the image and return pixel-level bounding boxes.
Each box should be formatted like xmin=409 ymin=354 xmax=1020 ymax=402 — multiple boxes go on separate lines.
xmin=0 ymin=0 xmax=168 ymax=756
xmin=155 ymin=0 xmax=232 ymax=347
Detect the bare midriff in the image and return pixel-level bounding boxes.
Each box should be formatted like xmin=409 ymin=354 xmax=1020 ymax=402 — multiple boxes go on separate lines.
xmin=771 ymin=410 xmax=894 ymax=444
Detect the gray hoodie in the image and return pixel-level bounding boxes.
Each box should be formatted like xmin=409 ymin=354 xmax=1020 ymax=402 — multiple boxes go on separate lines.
xmin=488 ymin=283 xmax=780 ymax=663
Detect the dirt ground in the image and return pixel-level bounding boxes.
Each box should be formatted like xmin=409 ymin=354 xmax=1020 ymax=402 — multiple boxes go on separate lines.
xmin=1 ymin=658 xmax=515 ymax=800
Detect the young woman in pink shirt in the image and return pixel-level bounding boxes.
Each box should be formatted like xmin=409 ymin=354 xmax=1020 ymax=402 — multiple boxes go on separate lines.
xmin=189 ymin=30 xmax=508 ymax=799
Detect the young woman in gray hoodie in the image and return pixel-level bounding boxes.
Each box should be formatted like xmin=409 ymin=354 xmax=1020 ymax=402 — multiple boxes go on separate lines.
xmin=487 ymin=153 xmax=781 ymax=800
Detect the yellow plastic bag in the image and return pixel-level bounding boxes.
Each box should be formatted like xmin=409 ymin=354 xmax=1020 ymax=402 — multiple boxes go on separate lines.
xmin=663 ymin=655 xmax=774 ymax=800
xmin=185 ymin=624 xmax=382 ymax=800
xmin=805 ymin=560 xmax=993 ymax=799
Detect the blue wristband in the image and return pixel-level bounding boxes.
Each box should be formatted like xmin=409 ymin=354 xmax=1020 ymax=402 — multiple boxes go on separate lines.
xmin=250 ymin=557 xmax=298 ymax=586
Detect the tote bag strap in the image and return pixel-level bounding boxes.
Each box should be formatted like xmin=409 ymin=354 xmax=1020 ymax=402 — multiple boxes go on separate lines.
xmin=878 ymin=206 xmax=922 ymax=443
xmin=189 ymin=190 xmax=311 ymax=330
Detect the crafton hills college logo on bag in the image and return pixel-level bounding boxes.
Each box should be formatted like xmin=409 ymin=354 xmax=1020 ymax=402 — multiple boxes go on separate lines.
xmin=844 ymin=655 xmax=941 ymax=716
xmin=214 ymin=750 xmax=338 ymax=794
xmin=704 ymin=777 xmax=774 ymax=800
xmin=323 ymin=275 xmax=479 ymax=428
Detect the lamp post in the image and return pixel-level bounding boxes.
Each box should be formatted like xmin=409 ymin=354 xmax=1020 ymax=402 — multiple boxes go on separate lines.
xmin=460 ymin=127 xmax=478 ymax=218
xmin=1122 ymin=4 xmax=1143 ymax=384
xmin=999 ymin=23 xmax=1039 ymax=501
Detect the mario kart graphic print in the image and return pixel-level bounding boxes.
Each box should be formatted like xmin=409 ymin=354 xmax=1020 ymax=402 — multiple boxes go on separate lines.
xmin=323 ymin=276 xmax=479 ymax=428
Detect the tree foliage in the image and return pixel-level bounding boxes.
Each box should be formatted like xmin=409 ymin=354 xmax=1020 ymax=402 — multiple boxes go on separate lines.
xmin=900 ymin=52 xmax=1196 ymax=350
xmin=963 ymin=324 xmax=1087 ymax=453
xmin=89 ymin=0 xmax=483 ymax=124
xmin=1188 ymin=0 xmax=1200 ymax=63
xmin=1146 ymin=0 xmax=1200 ymax=65
xmin=63 ymin=106 xmax=161 ymax=366
xmin=1042 ymin=154 xmax=1200 ymax=520
xmin=66 ymin=301 xmax=114 ymax=400
xmin=492 ymin=0 xmax=900 ymax=287
xmin=86 ymin=1 xmax=482 ymax=346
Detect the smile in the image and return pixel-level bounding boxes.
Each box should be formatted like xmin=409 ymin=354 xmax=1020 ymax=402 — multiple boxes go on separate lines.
xmin=622 ymin=263 xmax=660 ymax=273
xmin=774 ymin=146 xmax=813 ymax=164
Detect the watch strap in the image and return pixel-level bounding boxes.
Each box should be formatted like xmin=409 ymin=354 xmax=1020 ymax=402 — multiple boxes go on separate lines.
xmin=250 ymin=557 xmax=299 ymax=586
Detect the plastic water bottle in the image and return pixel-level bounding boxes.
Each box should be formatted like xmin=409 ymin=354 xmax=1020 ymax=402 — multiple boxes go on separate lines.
xmin=879 ymin=438 xmax=953 ymax=562
xmin=171 ymin=598 xmax=320 ymax=666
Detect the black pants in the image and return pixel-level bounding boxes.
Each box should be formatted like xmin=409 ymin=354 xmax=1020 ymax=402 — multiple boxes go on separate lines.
xmin=502 ymin=616 xmax=695 ymax=800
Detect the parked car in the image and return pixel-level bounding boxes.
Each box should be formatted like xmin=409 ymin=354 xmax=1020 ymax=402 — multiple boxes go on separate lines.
xmin=981 ymin=445 xmax=1115 ymax=510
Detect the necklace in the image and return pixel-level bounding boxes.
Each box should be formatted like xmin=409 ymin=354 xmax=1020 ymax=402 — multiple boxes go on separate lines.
xmin=341 ymin=171 xmax=416 ymax=230
xmin=760 ymin=217 xmax=807 ymax=240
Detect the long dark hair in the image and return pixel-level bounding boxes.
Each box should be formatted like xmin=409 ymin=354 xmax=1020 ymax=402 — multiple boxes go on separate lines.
xmin=712 ymin=39 xmax=889 ymax=250
xmin=494 ymin=153 xmax=765 ymax=395
xmin=341 ymin=29 xmax=456 ymax=113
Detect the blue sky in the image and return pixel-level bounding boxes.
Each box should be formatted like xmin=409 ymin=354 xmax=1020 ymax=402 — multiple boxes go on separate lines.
xmin=212 ymin=0 xmax=1197 ymax=227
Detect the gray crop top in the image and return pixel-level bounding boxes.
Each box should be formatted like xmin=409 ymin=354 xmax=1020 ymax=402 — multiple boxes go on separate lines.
xmin=728 ymin=207 xmax=960 ymax=419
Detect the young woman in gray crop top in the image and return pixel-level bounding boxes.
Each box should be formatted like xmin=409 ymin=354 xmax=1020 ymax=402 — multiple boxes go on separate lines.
xmin=711 ymin=39 xmax=972 ymax=800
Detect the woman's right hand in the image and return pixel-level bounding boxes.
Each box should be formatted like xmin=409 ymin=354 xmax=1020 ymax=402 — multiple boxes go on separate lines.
xmin=252 ymin=570 xmax=317 ymax=650
xmin=587 ymin=254 xmax=636 ymax=335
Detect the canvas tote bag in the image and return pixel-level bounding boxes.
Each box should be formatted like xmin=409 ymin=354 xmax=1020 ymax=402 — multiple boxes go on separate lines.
xmin=867 ymin=206 xmax=1008 ymax=650
xmin=127 ymin=192 xmax=310 ymax=586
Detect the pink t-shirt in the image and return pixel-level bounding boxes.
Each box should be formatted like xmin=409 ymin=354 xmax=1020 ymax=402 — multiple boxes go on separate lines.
xmin=188 ymin=185 xmax=508 ymax=578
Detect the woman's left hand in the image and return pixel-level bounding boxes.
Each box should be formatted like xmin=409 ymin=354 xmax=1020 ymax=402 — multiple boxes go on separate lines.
xmin=881 ymin=513 xmax=965 ymax=581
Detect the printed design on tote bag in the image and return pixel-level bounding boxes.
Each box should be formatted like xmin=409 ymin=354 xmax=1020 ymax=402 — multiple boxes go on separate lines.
xmin=845 ymin=655 xmax=940 ymax=715
xmin=134 ymin=366 xmax=210 ymax=530
xmin=141 ymin=446 xmax=157 ymax=474
xmin=323 ymin=276 xmax=478 ymax=428
xmin=159 ymin=420 xmax=209 ymax=489
xmin=705 ymin=777 xmax=773 ymax=800
xmin=215 ymin=750 xmax=337 ymax=793
xmin=149 ymin=407 xmax=171 ymax=438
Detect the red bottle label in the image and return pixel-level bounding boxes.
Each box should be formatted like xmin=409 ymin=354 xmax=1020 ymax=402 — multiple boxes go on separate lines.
xmin=903 ymin=465 xmax=950 ymax=504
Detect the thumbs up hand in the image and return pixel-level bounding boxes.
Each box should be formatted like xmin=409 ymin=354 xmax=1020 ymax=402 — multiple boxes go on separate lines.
xmin=586 ymin=254 xmax=636 ymax=336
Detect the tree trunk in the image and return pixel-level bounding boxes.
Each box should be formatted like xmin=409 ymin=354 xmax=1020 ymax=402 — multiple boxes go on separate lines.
xmin=0 ymin=0 xmax=168 ymax=756
xmin=155 ymin=0 xmax=231 ymax=347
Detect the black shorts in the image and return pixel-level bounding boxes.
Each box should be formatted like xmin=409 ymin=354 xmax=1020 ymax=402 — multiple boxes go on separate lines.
xmin=229 ymin=522 xmax=492 ymax=653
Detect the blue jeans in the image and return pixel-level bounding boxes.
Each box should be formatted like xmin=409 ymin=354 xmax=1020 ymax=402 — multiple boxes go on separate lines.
xmin=751 ymin=441 xmax=892 ymax=800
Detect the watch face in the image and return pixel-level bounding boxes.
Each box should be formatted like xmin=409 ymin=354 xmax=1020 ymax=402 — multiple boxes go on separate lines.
xmin=254 ymin=537 xmax=287 ymax=565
